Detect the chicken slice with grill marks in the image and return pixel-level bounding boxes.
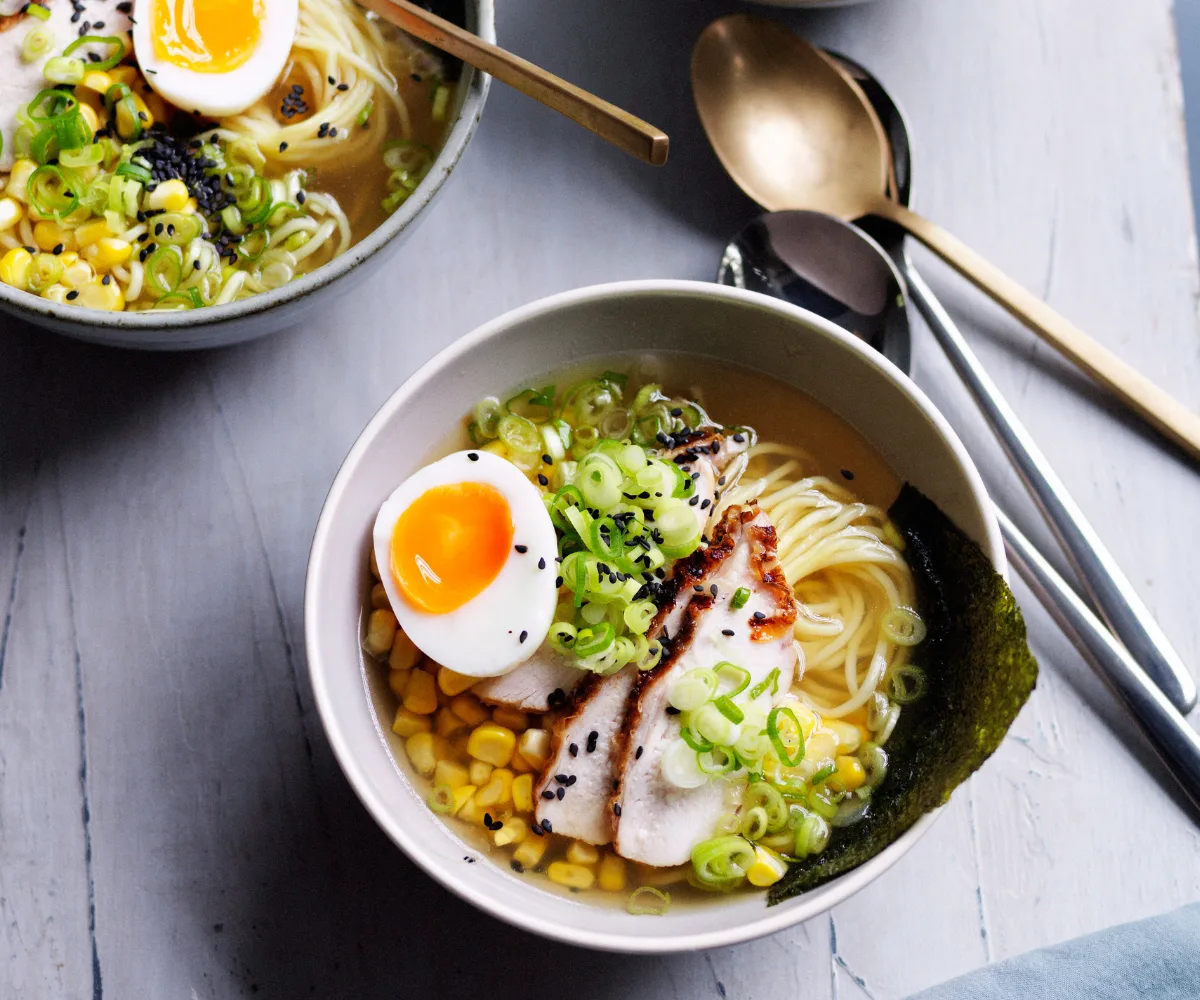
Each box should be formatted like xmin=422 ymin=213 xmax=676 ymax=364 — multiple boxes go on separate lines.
xmin=659 ymin=428 xmax=751 ymax=534
xmin=611 ymin=505 xmax=798 ymax=867
xmin=472 ymin=644 xmax=583 ymax=713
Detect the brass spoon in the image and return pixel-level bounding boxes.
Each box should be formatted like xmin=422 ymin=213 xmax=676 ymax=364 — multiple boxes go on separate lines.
xmin=357 ymin=0 xmax=669 ymax=166
xmin=691 ymin=14 xmax=1200 ymax=460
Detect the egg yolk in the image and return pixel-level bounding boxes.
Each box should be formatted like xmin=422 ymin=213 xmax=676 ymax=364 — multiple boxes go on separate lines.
xmin=152 ymin=0 xmax=264 ymax=73
xmin=390 ymin=482 xmax=514 ymax=615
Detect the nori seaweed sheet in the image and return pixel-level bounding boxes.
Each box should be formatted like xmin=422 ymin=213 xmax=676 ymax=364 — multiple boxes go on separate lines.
xmin=769 ymin=484 xmax=1038 ymax=903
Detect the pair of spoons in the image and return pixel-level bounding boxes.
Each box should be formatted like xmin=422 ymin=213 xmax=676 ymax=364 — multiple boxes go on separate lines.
xmin=697 ymin=30 xmax=1200 ymax=811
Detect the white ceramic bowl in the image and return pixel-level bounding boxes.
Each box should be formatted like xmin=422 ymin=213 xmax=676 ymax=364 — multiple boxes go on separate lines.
xmin=305 ymin=280 xmax=1003 ymax=952
xmin=0 ymin=1 xmax=493 ymax=351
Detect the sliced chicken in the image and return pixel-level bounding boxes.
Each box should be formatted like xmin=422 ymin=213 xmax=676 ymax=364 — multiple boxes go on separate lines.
xmin=612 ymin=505 xmax=798 ymax=868
xmin=660 ymin=428 xmax=751 ymax=534
xmin=532 ymin=667 xmax=637 ymax=844
xmin=473 ymin=644 xmax=584 ymax=713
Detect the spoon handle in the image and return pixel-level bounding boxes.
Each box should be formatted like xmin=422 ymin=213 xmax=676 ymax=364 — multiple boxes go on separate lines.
xmin=357 ymin=0 xmax=669 ymax=166
xmin=874 ymin=198 xmax=1200 ymax=463
xmin=997 ymin=506 xmax=1200 ymax=815
xmin=903 ymin=260 xmax=1198 ymax=713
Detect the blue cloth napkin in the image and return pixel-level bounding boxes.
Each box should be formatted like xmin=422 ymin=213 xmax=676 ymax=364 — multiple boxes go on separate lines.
xmin=906 ymin=903 xmax=1200 ymax=999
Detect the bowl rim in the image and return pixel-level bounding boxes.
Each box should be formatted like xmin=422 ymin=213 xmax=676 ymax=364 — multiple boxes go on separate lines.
xmin=305 ymin=279 xmax=1004 ymax=952
xmin=0 ymin=0 xmax=495 ymax=336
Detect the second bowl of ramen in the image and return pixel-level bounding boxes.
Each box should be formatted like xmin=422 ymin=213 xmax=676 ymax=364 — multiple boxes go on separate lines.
xmin=0 ymin=0 xmax=492 ymax=348
xmin=305 ymin=280 xmax=1008 ymax=951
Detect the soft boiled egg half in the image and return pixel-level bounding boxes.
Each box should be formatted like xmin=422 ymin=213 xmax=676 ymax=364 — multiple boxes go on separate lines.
xmin=132 ymin=0 xmax=298 ymax=118
xmin=372 ymin=451 xmax=559 ymax=677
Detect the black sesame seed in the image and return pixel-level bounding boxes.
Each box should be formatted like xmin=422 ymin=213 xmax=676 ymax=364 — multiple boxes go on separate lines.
xmin=483 ymin=813 xmax=493 ymax=826
xmin=568 ymin=743 xmax=578 ymax=756
xmin=753 ymin=611 xmax=766 ymax=620
xmin=669 ymin=407 xmax=682 ymax=417
xmin=586 ymin=731 xmax=598 ymax=753
xmin=688 ymin=495 xmax=699 ymax=507
xmin=329 ymin=127 xmax=337 ymax=137
xmin=722 ymin=628 xmax=735 ymax=636
xmin=700 ymin=499 xmax=711 ymax=510
xmin=65 ymin=290 xmax=78 ymax=300
xmin=613 ymin=803 xmax=622 ymax=816
xmin=467 ymin=452 xmax=479 ymax=461
xmin=52 ymin=243 xmax=63 ymax=255
xmin=635 ymin=746 xmax=643 ymax=760
xmin=511 ymin=860 xmax=524 ymax=873
xmin=733 ymin=433 xmax=745 ymax=443
xmin=540 ymin=819 xmax=553 ymax=833
xmin=296 ymin=190 xmax=306 ymax=204
xmin=665 ymin=706 xmax=680 ymax=715
xmin=537 ymin=474 xmax=548 ymax=486
xmin=718 ymin=476 xmax=726 ymax=486
xmin=155 ymin=223 xmax=163 ymax=235
xmin=279 ymin=141 xmax=288 ymax=152
xmin=710 ymin=584 xmax=718 ymax=597
xmin=537 ymin=557 xmax=546 ymax=570
xmin=554 ymin=774 xmax=569 ymax=784
xmin=556 ymin=787 xmax=565 ymax=800
xmin=519 ymin=630 xmax=528 ymax=643
xmin=530 ymin=822 xmax=544 ymax=837
xmin=542 ymin=454 xmax=552 ymax=465
xmin=336 ymin=82 xmax=349 ymax=91
xmin=555 ymin=576 xmax=563 ymax=588
xmin=515 ymin=544 xmax=527 ymax=553
xmin=101 ymin=274 xmax=111 ymax=285
xmin=541 ymin=790 xmax=554 ymax=800
xmin=93 ymin=20 xmax=104 ymax=28
xmin=841 ymin=468 xmax=856 ymax=481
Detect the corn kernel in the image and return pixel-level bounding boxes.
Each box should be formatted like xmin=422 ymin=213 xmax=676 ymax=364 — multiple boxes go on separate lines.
xmin=474 ymin=767 xmax=513 ymax=809
xmin=78 ymin=102 xmax=100 ymax=135
xmin=183 ymin=197 xmax=199 ymax=215
xmin=5 ymin=160 xmax=36 ymax=203
xmin=512 ymin=836 xmax=548 ymax=870
xmin=369 ymin=583 xmax=389 ymax=609
xmin=364 ymin=608 xmax=398 ymax=656
xmin=40 ymin=283 xmax=69 ymax=304
xmin=146 ymin=178 xmax=188 ymax=212
xmin=33 ymin=221 xmax=76 ymax=253
xmin=566 ymin=841 xmax=600 ymax=866
xmin=746 ymin=846 xmax=788 ymax=887
xmin=403 ymin=668 xmax=438 ymax=715
xmin=435 ymin=706 xmax=468 ymax=738
xmin=0 ymin=247 xmax=33 ymax=288
xmin=826 ymin=720 xmax=862 ymax=754
xmin=388 ymin=629 xmax=420 ymax=671
xmin=81 ymin=70 xmax=115 ymax=94
xmin=598 ymin=854 xmax=627 ymax=892
xmin=74 ymin=218 xmax=113 ymax=248
xmin=509 ymin=751 xmax=534 ymax=774
xmin=388 ymin=669 xmax=410 ymax=699
xmin=106 ymin=65 xmax=136 ymax=86
xmin=61 ymin=259 xmax=94 ymax=289
xmin=512 ymin=773 xmax=534 ymax=812
xmin=449 ymin=693 xmax=489 ymax=726
xmin=0 ymin=197 xmax=23 ymax=231
xmin=467 ymin=723 xmax=516 ymax=767
xmin=517 ymin=728 xmax=551 ymax=769
xmin=89 ymin=238 xmax=132 ymax=271
xmin=405 ymin=732 xmax=438 ymax=777
xmin=57 ymin=251 xmax=78 ymax=266
xmin=72 ymin=279 xmax=124 ymax=312
xmin=391 ymin=706 xmax=431 ymax=739
xmin=805 ymin=730 xmax=838 ymax=766
xmin=491 ymin=706 xmax=528 ymax=732
xmin=437 ymin=664 xmax=476 ymax=697
xmin=480 ymin=440 xmax=507 ymax=458
xmin=834 ymin=754 xmax=867 ymax=792
xmin=451 ymin=792 xmax=484 ymax=821
xmin=433 ymin=759 xmax=470 ymax=790
xmin=633 ymin=863 xmax=689 ymax=887
xmin=547 ymin=862 xmax=595 ymax=890
xmin=448 ymin=784 xmax=476 ymax=816
xmin=468 ymin=760 xmax=493 ymax=786
xmin=492 ymin=816 xmax=528 ymax=847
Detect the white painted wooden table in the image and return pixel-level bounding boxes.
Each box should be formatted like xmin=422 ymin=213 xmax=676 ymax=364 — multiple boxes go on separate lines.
xmin=3 ymin=0 xmax=1199 ymax=996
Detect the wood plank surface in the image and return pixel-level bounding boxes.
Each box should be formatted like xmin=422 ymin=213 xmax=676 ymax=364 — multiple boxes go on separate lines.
xmin=0 ymin=0 xmax=1197 ymax=996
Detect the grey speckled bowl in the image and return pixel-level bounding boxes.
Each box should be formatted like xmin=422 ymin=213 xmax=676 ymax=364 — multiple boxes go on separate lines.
xmin=0 ymin=1 xmax=493 ymax=351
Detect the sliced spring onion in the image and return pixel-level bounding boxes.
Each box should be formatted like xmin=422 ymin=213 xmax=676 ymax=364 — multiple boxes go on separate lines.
xmin=22 ymin=25 xmax=54 ymax=62
xmin=27 ymin=253 xmax=63 ymax=292
xmin=713 ymin=696 xmax=744 ymax=724
xmin=236 ymin=175 xmax=273 ymax=226
xmin=356 ymin=99 xmax=374 ymax=127
xmin=859 ymin=742 xmax=888 ymax=790
xmin=472 ymin=396 xmax=503 ymax=439
xmin=882 ymin=606 xmax=927 ymax=647
xmin=431 ymin=83 xmax=450 ymax=122
xmin=427 ymin=784 xmax=455 ymax=814
xmin=547 ymin=621 xmax=577 ymax=653
xmin=59 ymin=142 xmax=103 ymax=168
xmin=574 ymin=621 xmax=615 ymax=657
xmin=497 ymin=412 xmax=539 ymax=457
xmin=730 ymin=587 xmax=751 ymax=610
xmin=678 ymin=724 xmax=714 ymax=754
xmin=809 ymin=763 xmax=837 ymax=787
xmin=697 ymin=746 xmax=738 ymax=776
xmin=740 ymin=805 xmax=769 ymax=841
xmin=63 ymin=34 xmax=125 ymax=72
xmin=690 ymin=835 xmax=756 ymax=889
xmin=660 ymin=738 xmax=708 ymax=790
xmin=831 ymin=796 xmax=871 ymax=828
xmin=622 ymin=599 xmax=656 ymax=636
xmin=578 ymin=452 xmax=623 ymax=509
xmin=691 ymin=703 xmax=740 ymax=746
xmin=27 ymin=164 xmax=79 ymax=218
xmin=144 ymin=245 xmax=183 ymax=296
xmin=747 ymin=666 xmax=780 ymax=701
xmin=744 ymin=781 xmax=789 ymax=833
xmin=115 ymin=159 xmax=152 ymax=184
xmin=668 ymin=667 xmax=717 ymax=712
xmin=888 ymin=663 xmax=927 ymax=704
xmin=714 ymin=662 xmax=750 ymax=697
xmin=626 ymin=886 xmax=670 ymax=916
xmin=793 ymin=813 xmax=830 ymax=857
xmin=766 ymin=706 xmax=805 ymax=768
xmin=25 ymin=2 xmax=50 ymax=19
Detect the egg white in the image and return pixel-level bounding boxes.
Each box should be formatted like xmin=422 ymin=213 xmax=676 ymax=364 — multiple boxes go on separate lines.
xmin=372 ymin=450 xmax=559 ymax=678
xmin=132 ymin=0 xmax=297 ymax=118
